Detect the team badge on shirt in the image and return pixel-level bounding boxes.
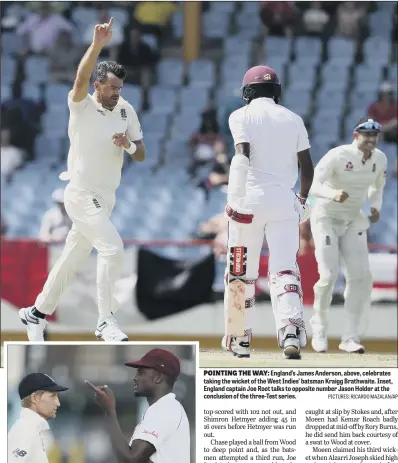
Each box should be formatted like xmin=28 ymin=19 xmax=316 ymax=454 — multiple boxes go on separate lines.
xmin=345 ymin=161 xmax=353 ymax=171
xmin=120 ymin=108 xmax=127 ymax=120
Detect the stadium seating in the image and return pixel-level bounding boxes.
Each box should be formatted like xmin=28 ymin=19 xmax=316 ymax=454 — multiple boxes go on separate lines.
xmin=2 ymin=1 xmax=396 ymax=247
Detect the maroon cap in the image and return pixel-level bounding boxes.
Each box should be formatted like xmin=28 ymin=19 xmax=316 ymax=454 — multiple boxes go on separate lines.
xmin=242 ymin=65 xmax=279 ymax=86
xmin=125 ymin=348 xmax=181 ymax=380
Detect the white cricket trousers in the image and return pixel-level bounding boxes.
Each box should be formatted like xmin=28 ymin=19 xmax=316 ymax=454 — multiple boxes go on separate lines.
xmin=310 ymin=214 xmax=373 ymax=341
xmin=35 ymin=184 xmax=124 ymax=320
xmin=225 ymin=186 xmax=303 ymax=338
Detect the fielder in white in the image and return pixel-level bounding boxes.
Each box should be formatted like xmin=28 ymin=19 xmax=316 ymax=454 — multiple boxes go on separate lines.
xmin=86 ymin=349 xmax=190 ymax=463
xmin=309 ymin=118 xmax=387 ymax=353
xmin=20 ymin=18 xmax=145 ymax=341
xmin=222 ymin=65 xmax=314 ymax=360
xmin=8 ymin=373 xmax=68 ymax=463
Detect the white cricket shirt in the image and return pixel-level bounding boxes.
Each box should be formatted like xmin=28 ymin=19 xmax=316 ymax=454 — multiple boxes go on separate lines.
xmin=129 ymin=393 xmax=190 ymax=463
xmin=8 ymin=408 xmax=53 ymax=463
xmin=310 ymin=141 xmax=387 ymax=221
xmin=62 ymin=93 xmax=142 ymax=196
xmin=228 ymin=97 xmax=310 ymax=196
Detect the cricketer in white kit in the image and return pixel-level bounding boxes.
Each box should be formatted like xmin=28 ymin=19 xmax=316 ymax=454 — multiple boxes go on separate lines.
xmin=222 ymin=65 xmax=315 ymax=359
xmin=8 ymin=373 xmax=68 ymax=463
xmin=86 ymin=349 xmax=190 ymax=463
xmin=19 ymin=18 xmax=145 ymax=342
xmin=309 ymin=117 xmax=387 ymax=354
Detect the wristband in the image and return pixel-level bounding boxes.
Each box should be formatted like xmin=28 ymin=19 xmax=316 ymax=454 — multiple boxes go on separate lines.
xmin=125 ymin=141 xmax=137 ymax=155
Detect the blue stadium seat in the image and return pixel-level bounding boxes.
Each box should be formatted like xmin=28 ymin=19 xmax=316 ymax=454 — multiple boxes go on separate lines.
xmin=328 ymin=37 xmax=356 ymax=62
xmin=235 ymin=13 xmax=261 ymax=38
xmin=35 ymin=135 xmax=64 ymax=159
xmin=71 ymin=7 xmax=97 ymax=28
xmin=109 ymin=7 xmax=129 ymax=26
xmin=349 ymin=88 xmax=378 ymax=111
xmin=211 ymin=1 xmax=235 ymax=14
xmin=148 ymin=86 xmax=177 ymax=114
xmin=140 ymin=113 xmax=169 ymax=136
xmin=180 ymin=86 xmax=210 ymax=112
xmin=295 ymin=37 xmax=322 ymax=61
xmin=45 ymin=83 xmax=71 ymax=105
xmin=224 ymin=36 xmax=252 ymax=57
xmin=363 ymin=37 xmax=391 ymax=66
xmin=1 ymin=32 xmax=22 ymax=56
xmin=157 ymin=59 xmax=184 ymax=87
xmin=317 ymin=88 xmax=345 ymax=112
xmin=25 ymin=56 xmax=50 ymax=84
xmin=21 ymin=83 xmax=41 ymax=102
xmin=172 ymin=112 xmax=201 ymax=141
xmin=240 ymin=2 xmax=259 ymax=14
xmin=1 ymin=56 xmax=16 ymax=85
xmin=122 ymin=84 xmax=142 ymax=110
xmin=288 ymin=63 xmax=316 ymax=90
xmin=312 ymin=112 xmax=340 ymax=137
xmin=369 ymin=12 xmax=393 ymax=39
xmin=202 ymin=11 xmax=229 ymax=39
xmin=187 ymin=59 xmax=216 ymax=88
xmin=389 ymin=63 xmax=397 ymax=83
xmin=264 ymin=37 xmax=292 ymax=61
xmin=1 ymin=85 xmax=11 ymax=102
xmin=355 ymin=64 xmax=383 ymax=86
xmin=321 ymin=62 xmax=350 ymax=84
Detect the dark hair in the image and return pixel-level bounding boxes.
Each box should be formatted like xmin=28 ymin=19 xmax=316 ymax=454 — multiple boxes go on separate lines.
xmin=243 ymin=83 xmax=281 ymax=105
xmin=94 ymin=61 xmax=127 ymax=83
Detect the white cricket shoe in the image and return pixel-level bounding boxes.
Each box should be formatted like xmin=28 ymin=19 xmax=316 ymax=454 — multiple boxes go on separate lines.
xmin=95 ymin=316 xmax=128 ymax=341
xmin=311 ymin=329 xmax=328 ymax=353
xmin=221 ymin=335 xmax=251 ymax=358
xmin=19 ymin=307 xmax=47 ymax=341
xmin=339 ymin=338 xmax=365 ymax=354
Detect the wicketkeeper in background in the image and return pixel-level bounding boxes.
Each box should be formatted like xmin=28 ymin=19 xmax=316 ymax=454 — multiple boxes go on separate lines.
xmin=309 ymin=117 xmax=387 ymax=354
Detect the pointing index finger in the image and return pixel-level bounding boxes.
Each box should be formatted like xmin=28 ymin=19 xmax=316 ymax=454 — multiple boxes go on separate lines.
xmin=107 ymin=17 xmax=114 ymax=30
xmin=85 ymin=380 xmax=101 ymax=393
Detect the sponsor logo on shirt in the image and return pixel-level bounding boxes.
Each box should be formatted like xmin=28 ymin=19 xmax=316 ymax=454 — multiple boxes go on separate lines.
xmin=143 ymin=430 xmax=159 ymax=439
xmin=345 ymin=161 xmax=353 ymax=171
xmin=12 ymin=448 xmax=28 ymax=458
xmin=97 ymin=109 xmax=105 ymax=116
xmin=372 ymin=163 xmax=376 ymax=172
xmin=120 ymin=108 xmax=127 ymax=120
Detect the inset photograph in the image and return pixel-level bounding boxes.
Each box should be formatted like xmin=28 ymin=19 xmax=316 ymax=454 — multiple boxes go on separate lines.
xmin=7 ymin=342 xmax=196 ymax=462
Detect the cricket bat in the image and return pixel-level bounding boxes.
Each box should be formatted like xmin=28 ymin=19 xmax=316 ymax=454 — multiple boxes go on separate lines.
xmin=226 ymin=226 xmax=247 ymax=337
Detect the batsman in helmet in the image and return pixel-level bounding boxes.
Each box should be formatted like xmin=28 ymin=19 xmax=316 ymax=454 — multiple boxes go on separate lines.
xmin=223 ymin=65 xmax=314 ymax=359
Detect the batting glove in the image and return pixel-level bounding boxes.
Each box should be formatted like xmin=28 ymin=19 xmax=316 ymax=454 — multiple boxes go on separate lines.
xmin=225 ymin=204 xmax=254 ymax=224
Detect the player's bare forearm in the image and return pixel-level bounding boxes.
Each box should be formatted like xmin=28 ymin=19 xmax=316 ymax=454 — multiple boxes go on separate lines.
xmin=71 ymin=43 xmax=102 ymax=102
xmin=105 ymin=410 xmax=135 ymax=463
xmin=297 ymin=148 xmax=314 ymax=197
xmin=131 ymin=140 xmax=146 ymax=162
